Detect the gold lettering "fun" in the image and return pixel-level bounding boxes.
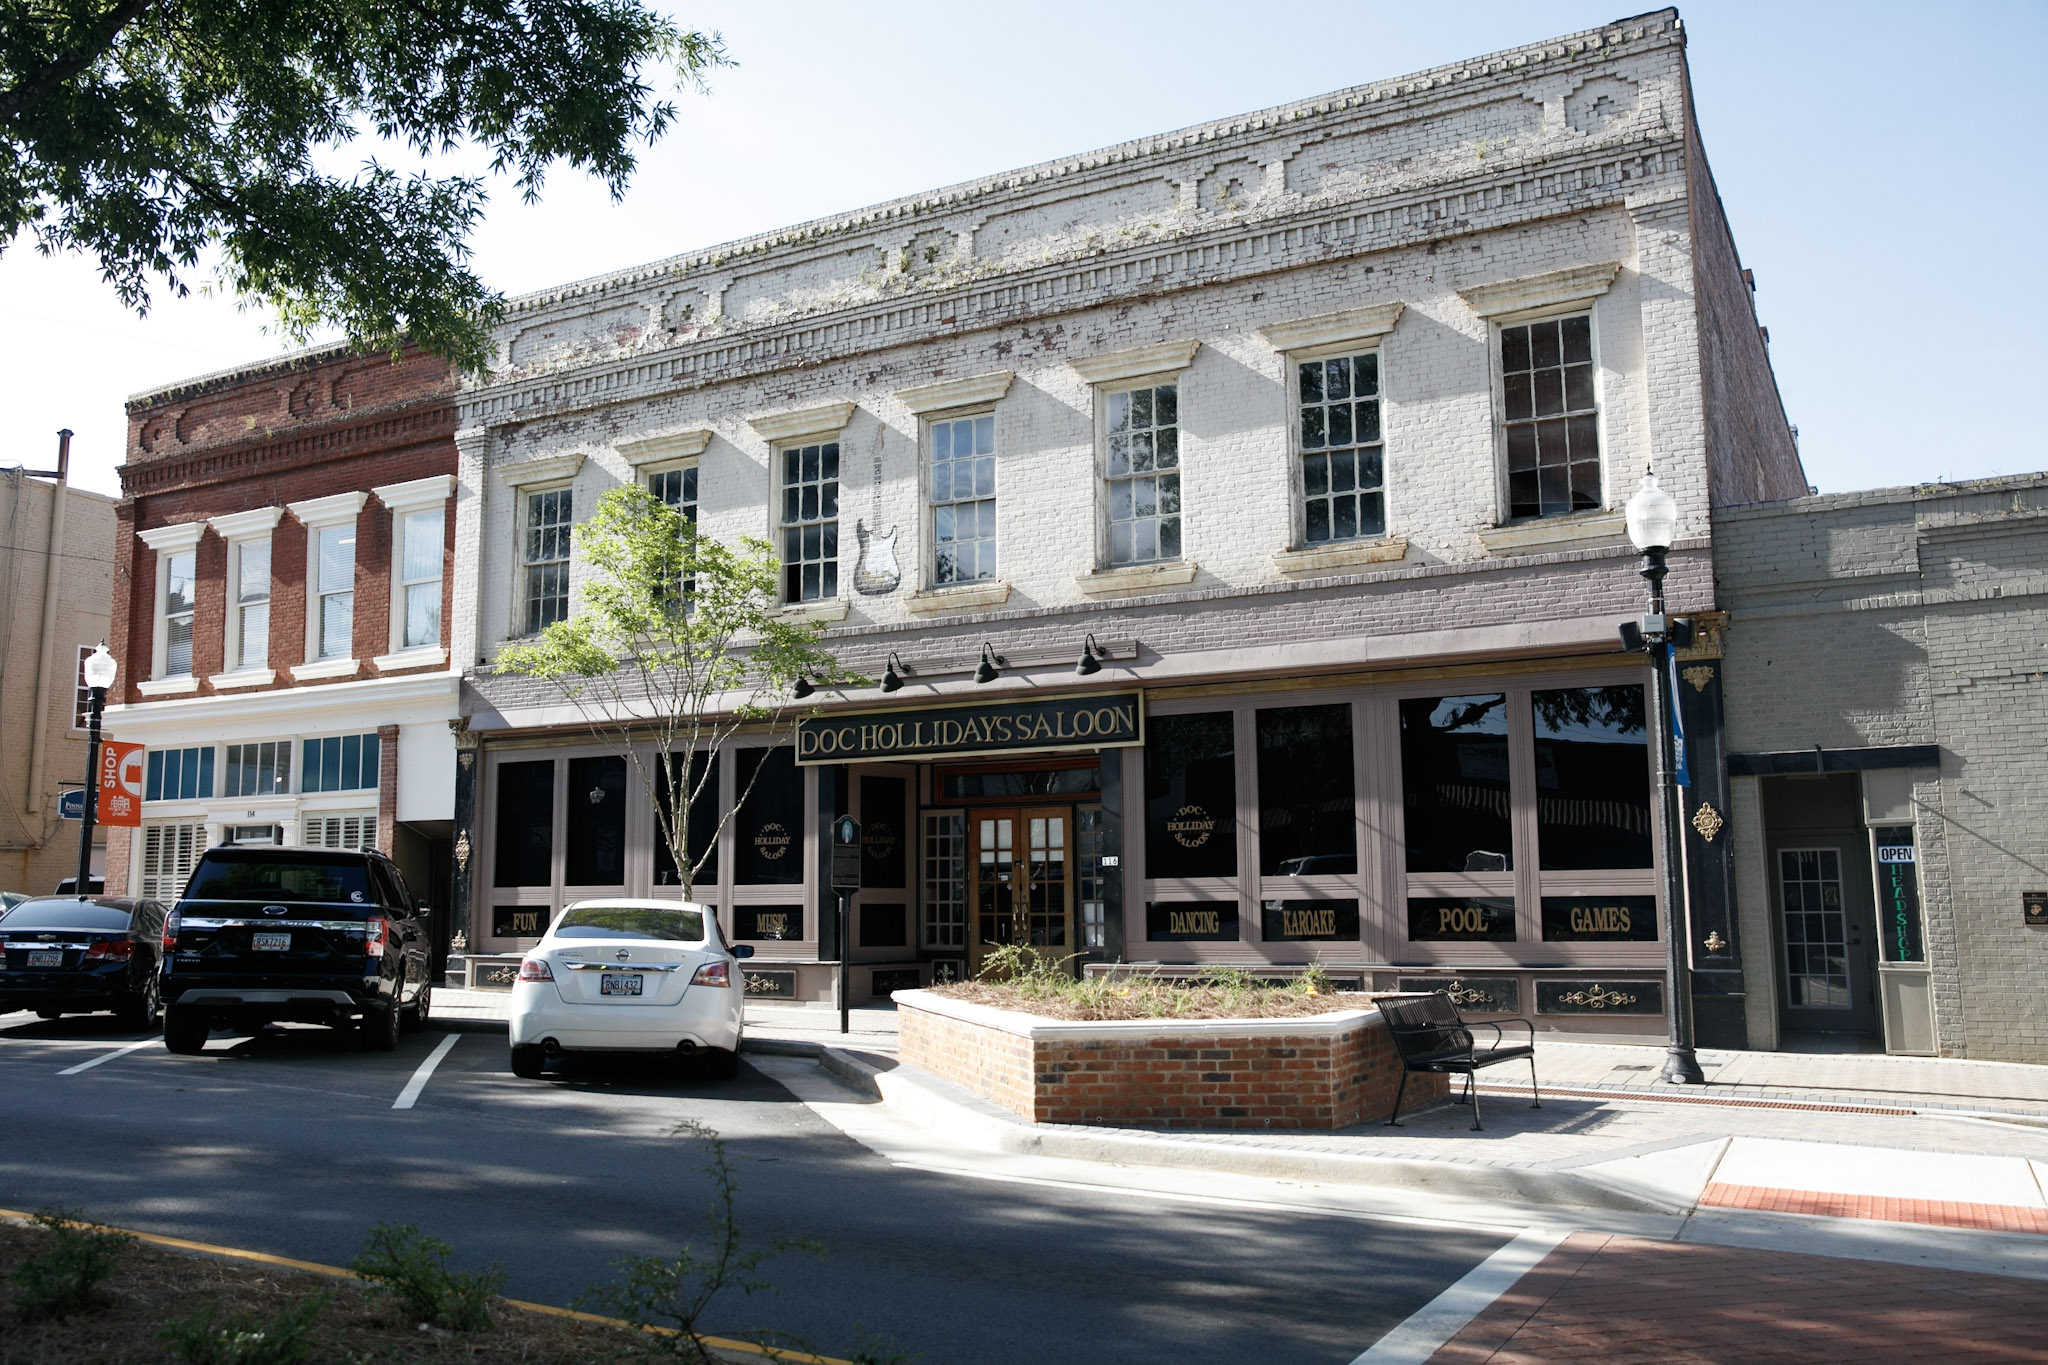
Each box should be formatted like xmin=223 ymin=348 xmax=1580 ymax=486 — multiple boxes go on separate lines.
xmin=1280 ymin=908 xmax=1338 ymax=937
xmin=1169 ymin=910 xmax=1219 ymax=935
xmin=1569 ymin=905 xmax=1632 ymax=935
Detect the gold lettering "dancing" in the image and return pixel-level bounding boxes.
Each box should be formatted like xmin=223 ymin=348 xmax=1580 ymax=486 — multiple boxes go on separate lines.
xmin=1168 ymin=909 xmax=1219 ymax=936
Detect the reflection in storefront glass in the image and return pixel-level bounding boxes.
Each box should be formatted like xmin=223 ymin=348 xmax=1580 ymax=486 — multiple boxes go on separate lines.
xmin=1144 ymin=712 xmax=1237 ymax=879
xmin=734 ymin=747 xmax=804 ymax=885
xmin=1257 ymin=704 xmax=1357 ymax=875
xmin=1400 ymin=695 xmax=1512 ymax=873
xmin=654 ymin=751 xmax=719 ymax=887
xmin=1532 ymin=686 xmax=1651 ymax=870
xmin=493 ymin=760 xmax=554 ymax=887
xmin=566 ymin=755 xmax=627 ymax=885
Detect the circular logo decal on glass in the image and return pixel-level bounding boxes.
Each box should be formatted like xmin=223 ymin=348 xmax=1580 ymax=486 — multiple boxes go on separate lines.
xmin=1168 ymin=804 xmax=1214 ymax=849
xmin=863 ymin=821 xmax=897 ymax=858
xmin=754 ymin=821 xmax=791 ymax=861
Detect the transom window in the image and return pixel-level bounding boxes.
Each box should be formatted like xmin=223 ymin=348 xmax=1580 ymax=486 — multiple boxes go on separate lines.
xmin=233 ymin=539 xmax=271 ymax=669
xmin=314 ymin=524 xmax=355 ymax=659
xmin=1501 ymin=313 xmax=1600 ymax=520
xmin=398 ymin=509 xmax=442 ymax=650
xmin=1105 ymin=383 xmax=1180 ymax=565
xmin=779 ymin=441 xmax=840 ymax=603
xmin=302 ymin=733 xmax=380 ymax=793
xmin=1297 ymin=352 xmax=1385 ymax=544
xmin=145 ymin=747 xmax=215 ymax=801
xmin=224 ymin=741 xmax=290 ymax=798
xmin=930 ymin=414 xmax=996 ymax=585
xmin=523 ymin=488 xmax=572 ymax=634
xmin=163 ymin=550 xmax=196 ymax=676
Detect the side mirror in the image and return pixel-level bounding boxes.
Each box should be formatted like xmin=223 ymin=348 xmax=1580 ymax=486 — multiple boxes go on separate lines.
xmin=731 ymin=944 xmax=755 ymax=959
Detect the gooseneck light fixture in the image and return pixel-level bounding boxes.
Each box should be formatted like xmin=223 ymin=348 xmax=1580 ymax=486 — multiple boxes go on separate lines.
xmin=74 ymin=643 xmax=117 ymax=898
xmin=1075 ymin=633 xmax=1106 ymax=677
xmin=973 ymin=643 xmax=1003 ymax=685
xmin=880 ymin=651 xmax=911 ymax=694
xmin=791 ymin=675 xmax=814 ymax=700
xmin=1621 ymin=469 xmax=1704 ymax=1086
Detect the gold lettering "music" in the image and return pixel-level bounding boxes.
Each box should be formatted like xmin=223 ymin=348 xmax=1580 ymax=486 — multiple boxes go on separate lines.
xmin=1280 ymin=907 xmax=1338 ymax=937
xmin=1569 ymin=905 xmax=1632 ymax=935
xmin=1169 ymin=910 xmax=1219 ymax=936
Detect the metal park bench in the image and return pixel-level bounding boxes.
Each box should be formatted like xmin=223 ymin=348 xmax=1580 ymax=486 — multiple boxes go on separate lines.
xmin=1372 ymin=992 xmax=1540 ymax=1131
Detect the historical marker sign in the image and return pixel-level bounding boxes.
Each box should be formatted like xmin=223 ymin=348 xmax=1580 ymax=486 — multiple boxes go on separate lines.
xmin=831 ymin=815 xmax=862 ymax=891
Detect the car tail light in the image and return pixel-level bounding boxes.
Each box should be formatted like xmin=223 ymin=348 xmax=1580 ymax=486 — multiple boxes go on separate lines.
xmin=364 ymin=917 xmax=392 ymax=958
xmin=162 ymin=912 xmax=179 ymax=951
xmin=690 ymin=960 xmax=731 ymax=988
xmin=517 ymin=957 xmax=553 ymax=982
xmin=83 ymin=939 xmax=133 ymax=963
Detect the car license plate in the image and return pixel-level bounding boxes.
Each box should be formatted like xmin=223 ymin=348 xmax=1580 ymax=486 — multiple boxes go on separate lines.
xmin=600 ymin=973 xmax=643 ymax=996
xmin=251 ymin=933 xmax=291 ymax=952
xmin=26 ymin=951 xmax=62 ymax=967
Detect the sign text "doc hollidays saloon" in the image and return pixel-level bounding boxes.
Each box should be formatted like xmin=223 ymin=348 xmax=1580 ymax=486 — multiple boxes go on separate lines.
xmin=796 ymin=692 xmax=1143 ymax=765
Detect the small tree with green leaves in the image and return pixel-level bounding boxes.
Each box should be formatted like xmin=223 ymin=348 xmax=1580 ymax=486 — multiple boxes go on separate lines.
xmin=495 ymin=484 xmax=860 ymax=899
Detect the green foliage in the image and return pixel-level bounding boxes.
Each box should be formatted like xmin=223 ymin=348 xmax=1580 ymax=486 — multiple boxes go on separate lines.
xmin=159 ymin=1293 xmax=328 ymax=1365
xmin=349 ymin=1222 xmax=503 ymax=1331
xmin=9 ymin=1207 xmax=132 ymax=1320
xmin=960 ymin=954 xmax=1346 ymax=1021
xmin=0 ymin=0 xmax=727 ymax=369
xmin=495 ymin=485 xmax=862 ymax=897
xmin=578 ymin=1119 xmax=821 ymax=1363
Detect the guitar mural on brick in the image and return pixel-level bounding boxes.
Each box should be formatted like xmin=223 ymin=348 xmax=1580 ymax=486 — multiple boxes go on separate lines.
xmin=853 ymin=424 xmax=900 ymax=595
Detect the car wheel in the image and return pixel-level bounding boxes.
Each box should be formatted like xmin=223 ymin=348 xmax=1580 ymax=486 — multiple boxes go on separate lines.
xmin=358 ymin=1000 xmax=402 ymax=1052
xmin=509 ymin=1044 xmax=546 ymax=1079
xmin=703 ymin=1047 xmax=741 ymax=1080
xmin=401 ymin=980 xmax=432 ymax=1033
xmin=163 ymin=1006 xmax=209 ymax=1055
xmin=117 ymin=974 xmax=162 ymax=1031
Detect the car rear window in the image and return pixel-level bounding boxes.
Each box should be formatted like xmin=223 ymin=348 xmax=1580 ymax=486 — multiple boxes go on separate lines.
xmin=0 ymin=900 xmax=134 ymax=932
xmin=184 ymin=855 xmax=372 ymax=906
xmin=554 ymin=905 xmax=706 ymax=942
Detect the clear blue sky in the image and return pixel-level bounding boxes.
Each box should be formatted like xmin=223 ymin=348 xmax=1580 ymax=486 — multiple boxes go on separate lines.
xmin=4 ymin=1 xmax=2042 ymax=496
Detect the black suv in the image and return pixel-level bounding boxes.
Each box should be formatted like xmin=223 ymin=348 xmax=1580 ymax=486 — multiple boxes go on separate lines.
xmin=160 ymin=846 xmax=432 ymax=1054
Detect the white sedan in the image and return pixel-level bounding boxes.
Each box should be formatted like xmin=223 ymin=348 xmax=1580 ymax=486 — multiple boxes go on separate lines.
xmin=507 ymin=898 xmax=752 ymax=1079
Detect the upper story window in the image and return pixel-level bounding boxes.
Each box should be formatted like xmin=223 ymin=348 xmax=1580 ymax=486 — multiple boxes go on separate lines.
xmin=397 ymin=509 xmax=442 ymax=649
xmin=224 ymin=741 xmax=290 ymax=798
xmin=930 ymin=414 xmax=996 ymax=585
xmin=163 ymin=549 xmax=197 ymax=676
xmin=1104 ymin=383 xmax=1180 ymax=566
xmin=779 ymin=441 xmax=839 ymax=603
xmin=1297 ymin=352 xmax=1385 ymax=544
xmin=231 ymin=539 xmax=271 ymax=669
xmin=71 ymin=645 xmax=95 ymax=729
xmin=314 ymin=524 xmax=355 ymax=659
xmin=303 ymin=732 xmax=380 ymax=793
xmin=145 ymin=746 xmax=214 ymax=801
xmin=1501 ymin=313 xmax=1600 ymax=520
xmin=523 ymin=487 xmax=573 ymax=634
xmin=648 ymin=464 xmax=697 ymax=521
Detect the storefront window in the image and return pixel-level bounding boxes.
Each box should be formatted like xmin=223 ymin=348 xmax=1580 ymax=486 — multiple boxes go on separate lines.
xmin=1257 ymin=703 xmax=1356 ymax=875
xmin=1144 ymin=712 xmax=1236 ymax=879
xmin=1400 ymin=695 xmax=1512 ymax=872
xmin=733 ymin=747 xmax=804 ymax=885
xmin=1145 ymin=901 xmax=1240 ymax=941
xmin=1532 ymin=685 xmax=1651 ymax=869
xmin=1261 ymin=898 xmax=1359 ymax=942
xmin=565 ymin=755 xmax=626 ymax=885
xmin=860 ymin=776 xmax=907 ymax=889
xmin=492 ymin=760 xmax=554 ymax=887
xmin=654 ymin=751 xmax=720 ymax=887
xmin=1407 ymin=896 xmax=1516 ymax=942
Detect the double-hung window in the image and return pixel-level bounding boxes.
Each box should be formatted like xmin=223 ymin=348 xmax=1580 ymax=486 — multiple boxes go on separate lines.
xmin=287 ymin=492 xmax=368 ymax=668
xmin=1501 ymin=313 xmax=1601 ymax=520
xmin=779 ymin=440 xmax=839 ymax=603
xmin=208 ymin=508 xmax=283 ymax=675
xmin=164 ymin=551 xmax=196 ymax=675
xmin=649 ymin=464 xmax=698 ymax=603
xmin=930 ymin=413 xmax=996 ymax=585
xmin=137 ymin=522 xmax=206 ymax=682
xmin=523 ymin=487 xmax=573 ymax=633
xmin=1297 ymin=352 xmax=1385 ymax=543
xmin=372 ymin=475 xmax=454 ymax=660
xmin=1104 ymin=383 xmax=1181 ymax=565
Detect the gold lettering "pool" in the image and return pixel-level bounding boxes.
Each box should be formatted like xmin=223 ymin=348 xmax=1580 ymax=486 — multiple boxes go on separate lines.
xmin=1438 ymin=906 xmax=1496 ymax=935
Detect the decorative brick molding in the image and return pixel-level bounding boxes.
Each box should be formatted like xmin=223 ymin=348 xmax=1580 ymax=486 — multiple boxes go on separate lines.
xmin=894 ymin=989 xmax=1443 ymax=1130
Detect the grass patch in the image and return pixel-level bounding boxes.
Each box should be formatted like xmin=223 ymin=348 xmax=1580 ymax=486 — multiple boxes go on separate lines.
xmin=933 ymin=945 xmax=1369 ymax=1021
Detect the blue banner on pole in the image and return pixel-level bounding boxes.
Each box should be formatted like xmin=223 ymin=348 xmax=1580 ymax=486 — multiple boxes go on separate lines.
xmin=1668 ymin=651 xmax=1690 ymax=789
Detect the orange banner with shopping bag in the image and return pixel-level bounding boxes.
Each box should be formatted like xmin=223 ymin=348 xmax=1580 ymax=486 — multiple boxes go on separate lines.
xmin=96 ymin=741 xmax=144 ymax=827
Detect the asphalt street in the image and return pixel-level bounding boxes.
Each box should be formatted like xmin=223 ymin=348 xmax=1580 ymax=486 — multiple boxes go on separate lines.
xmin=0 ymin=1013 xmax=1510 ymax=1364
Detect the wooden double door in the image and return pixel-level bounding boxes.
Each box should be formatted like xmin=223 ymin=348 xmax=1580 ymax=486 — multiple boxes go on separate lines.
xmin=969 ymin=806 xmax=1073 ymax=973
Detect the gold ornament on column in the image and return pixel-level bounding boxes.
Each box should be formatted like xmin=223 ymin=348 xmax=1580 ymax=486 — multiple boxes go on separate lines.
xmin=1690 ymin=802 xmax=1724 ymax=842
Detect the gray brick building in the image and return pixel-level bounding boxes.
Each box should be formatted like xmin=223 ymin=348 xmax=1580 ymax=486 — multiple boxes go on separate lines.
xmin=447 ymin=10 xmax=1811 ymax=1047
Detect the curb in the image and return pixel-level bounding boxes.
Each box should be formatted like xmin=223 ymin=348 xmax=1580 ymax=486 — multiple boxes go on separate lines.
xmin=740 ymin=1038 xmax=1690 ymax=1216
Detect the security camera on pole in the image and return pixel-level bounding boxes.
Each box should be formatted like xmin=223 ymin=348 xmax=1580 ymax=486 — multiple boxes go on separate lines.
xmin=1619 ymin=471 xmax=1706 ymax=1086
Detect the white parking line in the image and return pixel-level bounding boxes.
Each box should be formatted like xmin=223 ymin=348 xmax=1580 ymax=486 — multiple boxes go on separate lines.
xmin=57 ymin=1039 xmax=161 ymax=1076
xmin=1350 ymin=1225 xmax=1571 ymax=1364
xmin=392 ymin=1034 xmax=460 ymax=1110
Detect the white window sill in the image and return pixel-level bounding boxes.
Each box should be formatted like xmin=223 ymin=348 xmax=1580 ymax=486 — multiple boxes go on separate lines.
xmin=1478 ymin=510 xmax=1627 ymax=556
xmin=373 ymin=646 xmax=449 ymax=672
xmin=291 ymin=657 xmax=361 ymax=681
xmin=136 ymin=676 xmax=200 ymax=697
xmin=207 ymin=668 xmax=276 ymax=690
xmin=1075 ymin=561 xmax=1198 ymax=598
xmin=905 ymin=580 xmax=1012 ymax=616
xmin=776 ymin=597 xmax=850 ymax=624
xmin=1271 ymin=536 xmax=1408 ymax=577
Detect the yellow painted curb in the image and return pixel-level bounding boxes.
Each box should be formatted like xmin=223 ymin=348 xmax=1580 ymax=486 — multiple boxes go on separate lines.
xmin=0 ymin=1208 xmax=848 ymax=1365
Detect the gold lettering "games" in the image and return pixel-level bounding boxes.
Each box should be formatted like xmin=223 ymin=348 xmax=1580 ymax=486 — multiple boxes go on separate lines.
xmin=1169 ymin=909 xmax=1219 ymax=936
xmin=1569 ymin=905 xmax=1632 ymax=935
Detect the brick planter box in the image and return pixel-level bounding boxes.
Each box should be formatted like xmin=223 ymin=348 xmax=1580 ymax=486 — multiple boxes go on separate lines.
xmin=893 ymin=989 xmax=1445 ymax=1130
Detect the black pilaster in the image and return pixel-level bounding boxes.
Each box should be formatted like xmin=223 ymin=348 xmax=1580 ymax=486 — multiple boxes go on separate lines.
xmin=1676 ymin=648 xmax=1747 ymax=1049
xmin=1098 ymin=747 xmax=1125 ymax=964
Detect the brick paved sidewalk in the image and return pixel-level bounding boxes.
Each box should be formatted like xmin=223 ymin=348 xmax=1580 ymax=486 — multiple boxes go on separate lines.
xmin=1426 ymin=1232 xmax=2048 ymax=1364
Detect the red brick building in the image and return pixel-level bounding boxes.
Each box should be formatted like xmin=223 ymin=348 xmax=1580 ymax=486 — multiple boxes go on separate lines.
xmin=103 ymin=346 xmax=461 ymax=941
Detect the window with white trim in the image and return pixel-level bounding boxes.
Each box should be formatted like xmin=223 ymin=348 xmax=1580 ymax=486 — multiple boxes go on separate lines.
xmin=141 ymin=822 xmax=204 ymax=901
xmin=314 ymin=523 xmax=355 ymax=658
xmin=523 ymin=487 xmax=573 ymax=633
xmin=304 ymin=813 xmax=375 ymax=851
xmin=397 ymin=508 xmax=442 ymax=649
xmin=929 ymin=414 xmax=996 ymax=585
xmin=648 ymin=464 xmax=697 ymax=522
xmin=302 ymin=733 xmax=380 ymax=792
xmin=1296 ymin=350 xmax=1385 ymax=544
xmin=1500 ymin=313 xmax=1601 ymax=520
xmin=1104 ymin=383 xmax=1180 ymax=565
xmin=230 ymin=538 xmax=271 ymax=669
xmin=922 ymin=811 xmax=967 ymax=949
xmin=224 ymin=741 xmax=290 ymax=798
xmin=145 ymin=747 xmax=215 ymax=801
xmin=71 ymin=645 xmax=94 ymax=729
xmin=779 ymin=440 xmax=839 ymax=602
xmin=162 ymin=549 xmax=196 ymax=676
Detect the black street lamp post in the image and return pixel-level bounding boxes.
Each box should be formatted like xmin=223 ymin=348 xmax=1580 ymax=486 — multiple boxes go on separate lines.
xmin=1621 ymin=473 xmax=1706 ymax=1086
xmin=74 ymin=644 xmax=118 ymax=898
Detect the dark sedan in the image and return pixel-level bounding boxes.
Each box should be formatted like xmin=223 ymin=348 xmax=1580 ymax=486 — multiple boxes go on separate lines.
xmin=0 ymin=897 xmax=167 ymax=1028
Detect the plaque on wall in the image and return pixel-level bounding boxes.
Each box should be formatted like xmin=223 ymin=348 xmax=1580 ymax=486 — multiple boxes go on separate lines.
xmin=1397 ymin=976 xmax=1521 ymax=1014
xmin=491 ymin=906 xmax=547 ymax=938
xmin=2025 ymin=891 xmax=2048 ymax=929
xmin=742 ymin=970 xmax=796 ymax=999
xmin=1407 ymin=897 xmax=1516 ymax=942
xmin=735 ymin=904 xmax=804 ymax=941
xmin=469 ymin=960 xmax=520 ymax=991
xmin=859 ymin=902 xmax=907 ymax=949
xmin=1539 ymin=896 xmax=1659 ymax=943
xmin=1260 ymin=899 xmax=1360 ymax=942
xmin=870 ymin=968 xmax=921 ymax=995
xmin=1145 ymin=901 xmax=1241 ymax=942
xmin=1535 ymin=980 xmax=1663 ymax=1015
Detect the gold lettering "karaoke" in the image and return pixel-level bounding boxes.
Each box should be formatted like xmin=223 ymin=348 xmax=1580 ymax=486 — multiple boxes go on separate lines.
xmin=1169 ymin=909 xmax=1220 ymax=936
xmin=1569 ymin=905 xmax=1632 ymax=935
xmin=1280 ymin=907 xmax=1338 ymax=938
